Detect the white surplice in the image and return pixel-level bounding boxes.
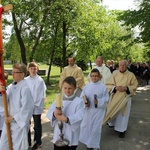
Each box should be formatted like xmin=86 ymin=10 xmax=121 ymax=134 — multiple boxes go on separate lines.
xmin=25 ymin=74 xmax=46 ymax=115
xmin=46 ymin=95 xmax=84 ymax=147
xmin=0 ymin=80 xmax=34 ymax=150
xmin=79 ymin=81 xmax=109 ymax=149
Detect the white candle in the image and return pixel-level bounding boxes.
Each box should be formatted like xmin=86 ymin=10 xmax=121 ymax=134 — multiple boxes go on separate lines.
xmin=56 ymin=93 xmax=62 ymax=108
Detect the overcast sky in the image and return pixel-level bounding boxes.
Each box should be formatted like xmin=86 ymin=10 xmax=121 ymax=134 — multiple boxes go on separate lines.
xmin=103 ymin=0 xmax=135 ymax=10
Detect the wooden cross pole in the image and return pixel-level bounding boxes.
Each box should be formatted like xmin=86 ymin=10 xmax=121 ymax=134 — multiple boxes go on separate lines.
xmin=0 ymin=2 xmax=13 ymax=150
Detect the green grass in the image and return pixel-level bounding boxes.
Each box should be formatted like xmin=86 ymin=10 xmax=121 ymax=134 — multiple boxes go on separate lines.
xmin=4 ymin=64 xmax=90 ymax=110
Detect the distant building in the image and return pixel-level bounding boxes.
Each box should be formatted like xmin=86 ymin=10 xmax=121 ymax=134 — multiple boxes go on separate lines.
xmin=4 ymin=60 xmax=12 ymax=64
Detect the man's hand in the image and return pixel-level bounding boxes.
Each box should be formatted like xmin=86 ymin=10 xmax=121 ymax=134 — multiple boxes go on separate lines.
xmin=116 ymin=86 xmax=127 ymax=92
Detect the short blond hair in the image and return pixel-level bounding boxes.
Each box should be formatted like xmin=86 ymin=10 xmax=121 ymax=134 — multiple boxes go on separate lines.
xmin=28 ymin=62 xmax=39 ymax=70
xmin=13 ymin=63 xmax=27 ymax=76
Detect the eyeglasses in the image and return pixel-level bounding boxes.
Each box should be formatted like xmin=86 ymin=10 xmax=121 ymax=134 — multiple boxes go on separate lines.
xmin=11 ymin=71 xmax=23 ymax=74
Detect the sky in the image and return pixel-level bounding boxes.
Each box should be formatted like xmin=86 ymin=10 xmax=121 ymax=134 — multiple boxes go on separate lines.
xmin=102 ymin=0 xmax=139 ymax=36
xmin=103 ymin=0 xmax=135 ymax=10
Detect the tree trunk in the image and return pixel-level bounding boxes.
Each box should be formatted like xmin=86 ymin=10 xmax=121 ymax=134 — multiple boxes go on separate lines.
xmin=47 ymin=23 xmax=59 ymax=84
xmin=62 ymin=21 xmax=67 ymax=68
xmin=89 ymin=60 xmax=92 ymax=70
xmin=12 ymin=12 xmax=27 ymax=64
xmin=29 ymin=4 xmax=48 ymax=62
xmin=47 ymin=59 xmax=52 ymax=85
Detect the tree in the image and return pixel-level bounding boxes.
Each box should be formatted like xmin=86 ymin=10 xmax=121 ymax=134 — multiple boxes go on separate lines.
xmin=3 ymin=0 xmax=52 ymax=64
xmin=3 ymin=0 xmax=146 ymax=85
xmin=4 ymin=34 xmax=21 ymax=63
xmin=118 ymin=0 xmax=150 ymax=61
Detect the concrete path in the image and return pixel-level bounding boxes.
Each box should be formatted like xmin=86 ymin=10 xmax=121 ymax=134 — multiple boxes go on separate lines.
xmin=30 ymin=85 xmax=150 ymax=150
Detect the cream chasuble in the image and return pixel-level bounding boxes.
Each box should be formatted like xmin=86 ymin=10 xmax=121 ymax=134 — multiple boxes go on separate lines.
xmin=103 ymin=70 xmax=138 ymax=124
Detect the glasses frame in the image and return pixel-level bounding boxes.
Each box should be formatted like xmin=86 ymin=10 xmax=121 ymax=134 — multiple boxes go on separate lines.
xmin=11 ymin=71 xmax=23 ymax=74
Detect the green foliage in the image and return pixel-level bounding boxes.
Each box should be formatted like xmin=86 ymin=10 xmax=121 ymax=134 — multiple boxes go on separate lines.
xmin=119 ymin=0 xmax=150 ymax=43
xmin=118 ymin=0 xmax=150 ymax=61
xmin=76 ymin=60 xmax=88 ymax=71
xmin=2 ymin=0 xmax=147 ymax=69
xmin=4 ymin=34 xmax=21 ymax=62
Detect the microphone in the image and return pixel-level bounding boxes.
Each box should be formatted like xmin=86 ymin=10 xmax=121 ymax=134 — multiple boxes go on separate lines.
xmin=94 ymin=94 xmax=98 ymax=108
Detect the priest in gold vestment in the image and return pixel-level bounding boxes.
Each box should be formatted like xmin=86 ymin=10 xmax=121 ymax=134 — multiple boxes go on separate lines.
xmin=104 ymin=60 xmax=138 ymax=138
xmin=59 ymin=56 xmax=85 ymax=96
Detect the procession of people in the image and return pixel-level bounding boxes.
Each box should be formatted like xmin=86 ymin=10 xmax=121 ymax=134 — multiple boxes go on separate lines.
xmin=0 ymin=57 xmax=149 ymax=150
xmin=0 ymin=0 xmax=149 ymax=149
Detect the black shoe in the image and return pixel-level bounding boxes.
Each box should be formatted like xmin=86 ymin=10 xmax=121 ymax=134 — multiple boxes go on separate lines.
xmin=31 ymin=143 xmax=42 ymax=150
xmin=119 ymin=131 xmax=126 ymax=138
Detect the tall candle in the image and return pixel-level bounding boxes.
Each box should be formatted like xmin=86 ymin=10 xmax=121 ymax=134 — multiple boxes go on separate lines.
xmin=56 ymin=93 xmax=62 ymax=108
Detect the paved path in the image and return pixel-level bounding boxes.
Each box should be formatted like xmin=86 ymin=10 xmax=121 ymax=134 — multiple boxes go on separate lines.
xmin=30 ymin=85 xmax=150 ymax=150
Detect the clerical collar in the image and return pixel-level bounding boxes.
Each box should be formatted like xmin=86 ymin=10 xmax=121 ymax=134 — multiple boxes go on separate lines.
xmin=63 ymin=94 xmax=76 ymax=101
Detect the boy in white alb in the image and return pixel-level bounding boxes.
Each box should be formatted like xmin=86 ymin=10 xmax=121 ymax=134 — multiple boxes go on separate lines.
xmin=25 ymin=62 xmax=46 ymax=149
xmin=79 ymin=68 xmax=109 ymax=150
xmin=47 ymin=76 xmax=84 ymax=150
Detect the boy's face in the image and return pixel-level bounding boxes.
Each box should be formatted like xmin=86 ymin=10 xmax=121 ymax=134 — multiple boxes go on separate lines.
xmin=12 ymin=68 xmax=24 ymax=83
xmin=63 ymin=82 xmax=76 ymax=97
xmin=28 ymin=66 xmax=38 ymax=77
xmin=90 ymin=72 xmax=100 ymax=83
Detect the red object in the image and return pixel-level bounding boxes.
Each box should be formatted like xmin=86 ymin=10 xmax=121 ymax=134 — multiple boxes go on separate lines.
xmin=0 ymin=63 xmax=5 ymax=84
xmin=0 ymin=6 xmax=5 ymax=94
xmin=0 ymin=6 xmax=4 ymax=49
xmin=0 ymin=4 xmax=13 ymax=150
xmin=0 ymin=65 xmax=5 ymax=86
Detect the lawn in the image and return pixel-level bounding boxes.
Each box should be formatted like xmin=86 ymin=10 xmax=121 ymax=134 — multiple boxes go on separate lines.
xmin=4 ymin=64 xmax=90 ymax=110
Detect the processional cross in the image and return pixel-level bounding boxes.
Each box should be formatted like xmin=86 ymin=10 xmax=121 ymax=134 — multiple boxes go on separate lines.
xmin=0 ymin=1 xmax=13 ymax=150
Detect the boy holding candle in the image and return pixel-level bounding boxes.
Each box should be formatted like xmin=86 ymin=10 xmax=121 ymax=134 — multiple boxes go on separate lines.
xmin=46 ymin=76 xmax=84 ymax=150
xmin=79 ymin=68 xmax=109 ymax=150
